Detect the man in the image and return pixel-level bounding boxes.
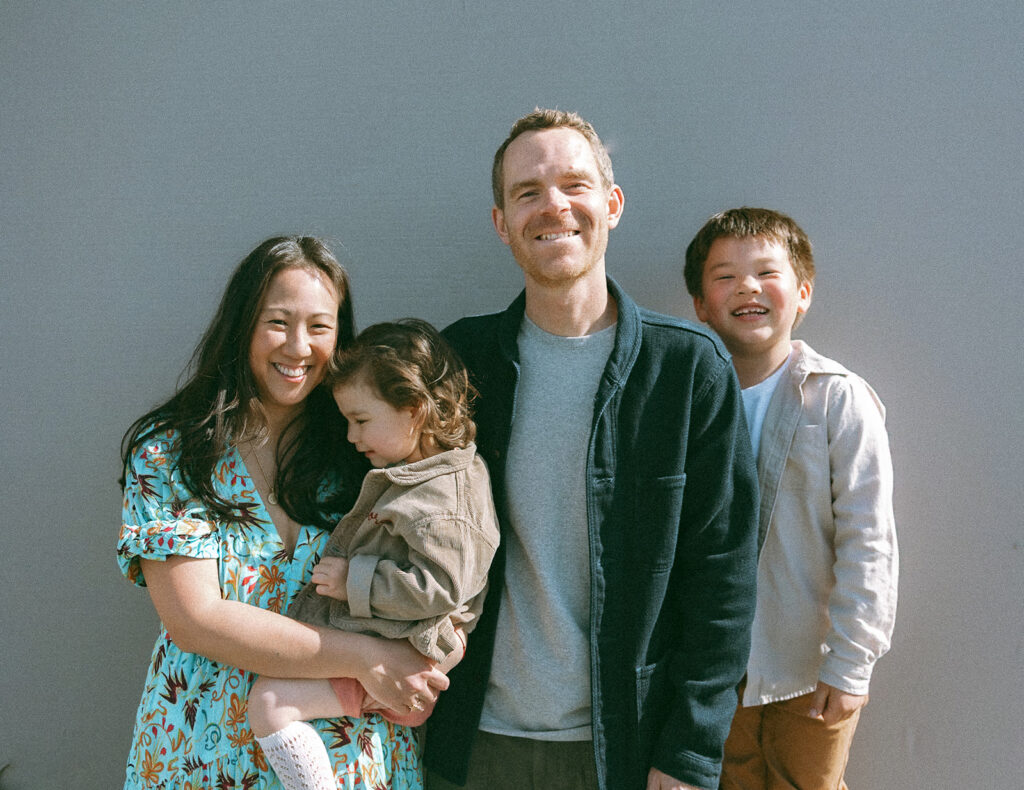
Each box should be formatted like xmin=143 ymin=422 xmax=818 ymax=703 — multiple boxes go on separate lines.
xmin=425 ymin=109 xmax=759 ymax=790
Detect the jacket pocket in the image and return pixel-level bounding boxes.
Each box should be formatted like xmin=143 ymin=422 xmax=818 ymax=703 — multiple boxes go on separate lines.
xmin=782 ymin=424 xmax=829 ymax=493
xmin=635 ymin=474 xmax=686 ymax=571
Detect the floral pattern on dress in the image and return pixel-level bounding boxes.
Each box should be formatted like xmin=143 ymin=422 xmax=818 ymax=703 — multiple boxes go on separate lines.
xmin=118 ymin=429 xmax=422 ymax=789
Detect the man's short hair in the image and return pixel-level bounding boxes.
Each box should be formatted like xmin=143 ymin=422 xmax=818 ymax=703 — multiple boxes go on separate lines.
xmin=684 ymin=207 xmax=816 ymax=298
xmin=491 ymin=108 xmax=615 ymax=208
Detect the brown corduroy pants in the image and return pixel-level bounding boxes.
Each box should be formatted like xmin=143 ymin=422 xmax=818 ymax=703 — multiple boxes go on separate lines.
xmin=720 ymin=687 xmax=861 ymax=790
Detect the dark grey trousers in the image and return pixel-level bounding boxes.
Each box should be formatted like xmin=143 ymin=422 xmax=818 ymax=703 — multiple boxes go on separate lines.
xmin=426 ymin=731 xmax=599 ymax=790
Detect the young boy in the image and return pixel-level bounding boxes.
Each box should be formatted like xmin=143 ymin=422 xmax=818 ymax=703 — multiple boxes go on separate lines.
xmin=684 ymin=207 xmax=898 ymax=789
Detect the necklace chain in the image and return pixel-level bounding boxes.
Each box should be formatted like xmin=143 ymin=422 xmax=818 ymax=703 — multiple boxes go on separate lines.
xmin=248 ymin=443 xmax=279 ymax=506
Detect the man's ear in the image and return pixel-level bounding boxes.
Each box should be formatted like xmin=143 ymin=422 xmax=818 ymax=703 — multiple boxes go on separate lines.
xmin=605 ymin=185 xmax=625 ymax=230
xmin=492 ymin=205 xmax=510 ymax=245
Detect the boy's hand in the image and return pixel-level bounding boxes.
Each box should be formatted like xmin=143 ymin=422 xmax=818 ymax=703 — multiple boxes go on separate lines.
xmin=808 ymin=681 xmax=868 ymax=725
xmin=311 ymin=556 xmax=349 ymax=601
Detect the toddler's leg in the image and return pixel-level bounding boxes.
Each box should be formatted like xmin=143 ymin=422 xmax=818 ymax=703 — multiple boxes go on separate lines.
xmin=249 ymin=677 xmax=347 ymax=790
xmin=258 ymin=721 xmax=336 ymax=790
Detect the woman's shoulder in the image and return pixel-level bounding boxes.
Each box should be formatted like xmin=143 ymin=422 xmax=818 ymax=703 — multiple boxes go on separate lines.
xmin=123 ymin=423 xmax=182 ymax=468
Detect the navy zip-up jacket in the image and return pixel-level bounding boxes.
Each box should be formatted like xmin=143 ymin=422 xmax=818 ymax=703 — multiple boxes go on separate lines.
xmin=425 ymin=279 xmax=759 ymax=789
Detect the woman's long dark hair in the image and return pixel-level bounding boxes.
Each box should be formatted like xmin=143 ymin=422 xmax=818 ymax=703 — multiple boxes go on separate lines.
xmin=120 ymin=236 xmax=361 ymax=529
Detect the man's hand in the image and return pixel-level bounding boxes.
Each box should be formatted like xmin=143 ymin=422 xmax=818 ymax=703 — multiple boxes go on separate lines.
xmin=311 ymin=556 xmax=350 ymax=601
xmin=646 ymin=767 xmax=703 ymax=790
xmin=808 ymin=681 xmax=868 ymax=725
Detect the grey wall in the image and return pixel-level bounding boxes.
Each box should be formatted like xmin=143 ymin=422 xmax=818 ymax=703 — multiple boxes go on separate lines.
xmin=2 ymin=2 xmax=1021 ymax=787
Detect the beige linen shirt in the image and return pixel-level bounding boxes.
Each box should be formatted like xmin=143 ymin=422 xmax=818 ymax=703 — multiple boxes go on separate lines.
xmin=742 ymin=341 xmax=899 ymax=706
xmin=288 ymin=443 xmax=499 ymax=663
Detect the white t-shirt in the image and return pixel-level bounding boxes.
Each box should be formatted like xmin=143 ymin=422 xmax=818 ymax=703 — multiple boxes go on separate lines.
xmin=741 ymin=353 xmax=791 ymax=458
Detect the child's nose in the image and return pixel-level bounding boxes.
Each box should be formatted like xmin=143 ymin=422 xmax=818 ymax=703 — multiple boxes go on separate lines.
xmin=737 ymin=275 xmax=762 ymax=294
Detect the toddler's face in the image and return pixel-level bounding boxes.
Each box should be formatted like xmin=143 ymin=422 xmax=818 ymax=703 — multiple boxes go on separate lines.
xmin=333 ymin=378 xmax=424 ymax=468
xmin=693 ymin=235 xmax=812 ymax=359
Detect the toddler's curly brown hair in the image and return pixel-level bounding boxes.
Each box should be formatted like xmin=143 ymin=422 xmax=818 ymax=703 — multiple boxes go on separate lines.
xmin=325 ymin=318 xmax=476 ymax=451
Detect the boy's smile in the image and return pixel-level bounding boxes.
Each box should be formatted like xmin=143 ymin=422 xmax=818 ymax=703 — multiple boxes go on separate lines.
xmin=693 ymin=235 xmax=812 ymax=369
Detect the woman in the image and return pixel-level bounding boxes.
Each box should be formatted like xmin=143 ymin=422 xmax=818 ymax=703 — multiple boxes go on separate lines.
xmin=118 ymin=236 xmax=447 ymax=789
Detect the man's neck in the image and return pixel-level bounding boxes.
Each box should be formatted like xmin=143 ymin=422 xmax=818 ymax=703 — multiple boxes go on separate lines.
xmin=523 ymin=274 xmax=617 ymax=337
xmin=730 ymin=341 xmax=793 ymax=389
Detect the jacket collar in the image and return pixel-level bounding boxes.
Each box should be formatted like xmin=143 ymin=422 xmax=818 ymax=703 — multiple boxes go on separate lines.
xmin=789 ymin=339 xmax=850 ymax=379
xmin=495 ymin=276 xmax=642 ymax=383
xmin=369 ymin=444 xmax=478 ymax=487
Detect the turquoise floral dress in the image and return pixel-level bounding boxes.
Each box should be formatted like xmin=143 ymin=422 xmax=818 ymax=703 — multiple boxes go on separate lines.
xmin=118 ymin=429 xmax=422 ymax=789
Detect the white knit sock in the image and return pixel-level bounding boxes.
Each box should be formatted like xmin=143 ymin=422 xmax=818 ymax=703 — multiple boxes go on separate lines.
xmin=256 ymin=721 xmax=336 ymax=790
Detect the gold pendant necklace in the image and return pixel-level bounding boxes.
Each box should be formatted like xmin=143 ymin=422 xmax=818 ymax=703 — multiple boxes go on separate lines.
xmin=249 ymin=444 xmax=278 ymax=506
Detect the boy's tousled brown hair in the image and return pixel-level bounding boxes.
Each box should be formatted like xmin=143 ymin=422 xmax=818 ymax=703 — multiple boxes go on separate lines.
xmin=326 ymin=318 xmax=476 ymax=451
xmin=684 ymin=207 xmax=816 ymax=298
xmin=491 ymin=107 xmax=614 ymax=209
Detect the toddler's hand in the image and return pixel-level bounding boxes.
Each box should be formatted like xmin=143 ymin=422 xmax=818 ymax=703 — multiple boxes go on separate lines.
xmin=311 ymin=556 xmax=349 ymax=601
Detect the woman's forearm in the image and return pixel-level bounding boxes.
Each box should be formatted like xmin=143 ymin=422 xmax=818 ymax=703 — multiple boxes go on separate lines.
xmin=141 ymin=556 xmax=447 ymax=709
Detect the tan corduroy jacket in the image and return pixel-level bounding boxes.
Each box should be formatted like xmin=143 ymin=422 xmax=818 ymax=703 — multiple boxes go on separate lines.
xmin=288 ymin=443 xmax=499 ymax=662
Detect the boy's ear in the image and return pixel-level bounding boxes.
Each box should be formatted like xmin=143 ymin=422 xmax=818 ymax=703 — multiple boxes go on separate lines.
xmin=797 ymin=279 xmax=814 ymax=315
xmin=692 ymin=295 xmax=709 ymax=323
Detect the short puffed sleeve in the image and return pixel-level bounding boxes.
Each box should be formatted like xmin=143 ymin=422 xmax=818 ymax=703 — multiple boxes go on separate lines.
xmin=117 ymin=430 xmax=221 ymax=587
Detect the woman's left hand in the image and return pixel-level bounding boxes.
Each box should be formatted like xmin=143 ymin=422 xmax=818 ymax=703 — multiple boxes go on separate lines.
xmin=356 ymin=637 xmax=450 ymax=714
